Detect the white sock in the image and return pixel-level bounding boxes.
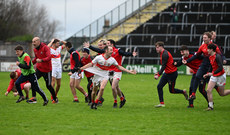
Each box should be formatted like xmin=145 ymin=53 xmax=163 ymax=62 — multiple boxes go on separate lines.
xmin=208 ymin=102 xmax=213 ymax=108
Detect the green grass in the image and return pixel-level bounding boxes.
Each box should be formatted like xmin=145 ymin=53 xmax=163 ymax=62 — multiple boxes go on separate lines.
xmin=0 ymin=72 xmax=230 ymax=135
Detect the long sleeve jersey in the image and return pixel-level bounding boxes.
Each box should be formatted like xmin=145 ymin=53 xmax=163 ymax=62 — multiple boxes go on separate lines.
xmin=157 ymin=49 xmax=177 ymax=76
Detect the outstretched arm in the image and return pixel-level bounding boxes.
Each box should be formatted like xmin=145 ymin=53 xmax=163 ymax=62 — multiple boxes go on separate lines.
xmin=80 ymin=62 xmax=93 ymax=70
xmin=118 ymin=49 xmax=137 ymax=57
xmin=115 ymin=65 xmax=136 ymax=75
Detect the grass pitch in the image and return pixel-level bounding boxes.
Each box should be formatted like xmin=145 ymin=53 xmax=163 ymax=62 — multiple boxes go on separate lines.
xmin=0 ymin=72 xmax=230 ymax=135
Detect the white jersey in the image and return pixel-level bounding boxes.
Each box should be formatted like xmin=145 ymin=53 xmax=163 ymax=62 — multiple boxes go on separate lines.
xmin=50 ymin=46 xmax=63 ymax=69
xmin=84 ymin=54 xmax=118 ymax=77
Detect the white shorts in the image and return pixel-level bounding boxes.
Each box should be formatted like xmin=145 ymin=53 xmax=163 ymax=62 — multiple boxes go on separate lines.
xmin=92 ymin=74 xmax=109 ymax=86
xmin=70 ymin=72 xmax=83 ymax=80
xmin=109 ymin=72 xmax=122 ymax=81
xmin=210 ymin=73 xmax=226 ymax=87
xmin=52 ymin=68 xmax=62 ymax=79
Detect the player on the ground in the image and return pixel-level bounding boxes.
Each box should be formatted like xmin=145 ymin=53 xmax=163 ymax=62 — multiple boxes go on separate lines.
xmin=154 ymin=41 xmax=188 ymax=108
xmin=65 ymin=42 xmax=89 ymax=103
xmin=47 ymin=39 xmax=66 ymax=101
xmin=203 ymin=44 xmax=230 ymax=111
xmin=5 ymin=69 xmax=31 ymax=99
xmin=182 ymin=32 xmax=224 ymax=101
xmin=174 ymin=45 xmax=208 ymax=108
xmin=80 ymin=48 xmax=94 ymax=105
xmin=80 ymin=46 xmax=136 ymax=109
xmin=14 ymin=45 xmax=48 ymax=106
xmin=27 ymin=37 xmax=58 ymax=104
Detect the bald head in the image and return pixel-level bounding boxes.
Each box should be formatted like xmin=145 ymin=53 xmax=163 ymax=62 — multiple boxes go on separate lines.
xmin=32 ymin=37 xmax=41 ymax=48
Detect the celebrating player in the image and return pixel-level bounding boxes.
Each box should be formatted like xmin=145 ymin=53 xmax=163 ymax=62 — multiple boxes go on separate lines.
xmin=203 ymin=44 xmax=230 ymax=111
xmin=48 ymin=39 xmax=66 ymax=101
xmin=14 ymin=45 xmax=48 ymax=106
xmin=66 ymin=42 xmax=89 ymax=103
xmin=154 ymin=41 xmax=188 ymax=108
xmin=80 ymin=46 xmax=136 ymax=109
xmin=174 ymin=45 xmax=208 ymax=108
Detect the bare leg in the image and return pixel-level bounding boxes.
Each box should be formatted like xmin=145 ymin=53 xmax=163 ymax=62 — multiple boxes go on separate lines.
xmin=92 ymin=85 xmax=98 ymax=102
xmin=217 ymin=86 xmax=230 ymax=96
xmin=51 ymin=77 xmax=56 ymax=90
xmin=96 ymin=79 xmax=108 ymax=100
xmin=70 ymin=78 xmax=77 ymax=98
xmin=74 ymin=78 xmax=87 ymax=96
xmin=23 ymin=83 xmax=31 ymax=98
xmin=56 ymin=79 xmax=61 ymax=96
xmin=111 ymin=79 xmax=119 ymax=100
xmin=206 ymin=81 xmax=216 ymax=109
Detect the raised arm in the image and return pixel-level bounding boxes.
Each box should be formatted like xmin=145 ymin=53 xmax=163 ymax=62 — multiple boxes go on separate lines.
xmin=47 ymin=38 xmax=55 ymax=48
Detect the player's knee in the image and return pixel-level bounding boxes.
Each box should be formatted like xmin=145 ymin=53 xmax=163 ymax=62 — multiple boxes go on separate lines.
xmin=69 ymin=82 xmax=74 ymax=88
xmin=207 ymin=89 xmax=212 ymax=94
xmin=219 ymin=92 xmax=225 ymax=96
xmin=100 ymin=87 xmax=105 ymax=91
xmin=157 ymin=84 xmax=163 ymax=90
xmin=111 ymin=86 xmax=116 ymax=91
xmin=169 ymin=89 xmax=175 ymax=93
xmin=56 ymin=83 xmax=61 ymax=88
xmin=75 ymin=84 xmax=80 ymax=89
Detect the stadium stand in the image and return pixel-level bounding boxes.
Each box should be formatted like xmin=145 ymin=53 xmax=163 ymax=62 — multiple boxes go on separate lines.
xmin=66 ymin=0 xmax=230 ymax=65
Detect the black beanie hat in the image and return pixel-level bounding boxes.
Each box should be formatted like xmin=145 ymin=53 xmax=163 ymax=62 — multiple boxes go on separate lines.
xmin=82 ymin=48 xmax=90 ymax=54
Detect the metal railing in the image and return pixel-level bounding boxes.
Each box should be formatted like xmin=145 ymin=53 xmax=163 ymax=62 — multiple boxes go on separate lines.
xmin=117 ymin=44 xmax=230 ymax=65
xmin=141 ymin=23 xmax=230 ymax=40
xmin=67 ymin=0 xmax=156 ymax=43
xmin=124 ymin=33 xmax=230 ymax=54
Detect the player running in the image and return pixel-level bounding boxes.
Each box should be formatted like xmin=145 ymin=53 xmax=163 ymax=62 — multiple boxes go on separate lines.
xmin=66 ymin=42 xmax=89 ymax=103
xmin=84 ymin=39 xmax=137 ymax=108
xmin=14 ymin=45 xmax=48 ymax=106
xmin=174 ymin=45 xmax=208 ymax=108
xmin=79 ymin=46 xmax=136 ymax=109
xmin=154 ymin=41 xmax=188 ymax=108
xmin=203 ymin=44 xmax=230 ymax=111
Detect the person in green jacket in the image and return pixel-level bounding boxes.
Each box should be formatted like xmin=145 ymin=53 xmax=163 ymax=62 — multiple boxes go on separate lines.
xmin=14 ymin=45 xmax=48 ymax=106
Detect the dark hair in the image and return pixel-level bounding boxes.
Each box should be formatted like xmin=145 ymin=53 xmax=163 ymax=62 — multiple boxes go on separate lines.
xmin=10 ymin=72 xmax=16 ymax=79
xmin=82 ymin=48 xmax=90 ymax=54
xmin=180 ymin=45 xmax=189 ymax=51
xmin=14 ymin=45 xmax=23 ymax=51
xmin=208 ymin=44 xmax=216 ymax=51
xmin=53 ymin=39 xmax=60 ymax=44
xmin=155 ymin=41 xmax=164 ymax=48
xmin=107 ymin=39 xmax=115 ymax=45
xmin=66 ymin=42 xmax=72 ymax=48
xmin=203 ymin=32 xmax=212 ymax=39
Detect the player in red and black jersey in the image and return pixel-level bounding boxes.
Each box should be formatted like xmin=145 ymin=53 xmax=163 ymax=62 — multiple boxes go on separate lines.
xmin=183 ymin=32 xmax=225 ymax=101
xmin=80 ymin=48 xmax=94 ymax=105
xmin=66 ymin=42 xmax=89 ymax=103
xmin=175 ymin=45 xmax=208 ymax=108
xmin=203 ymin=44 xmax=230 ymax=110
xmin=154 ymin=41 xmax=188 ymax=108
